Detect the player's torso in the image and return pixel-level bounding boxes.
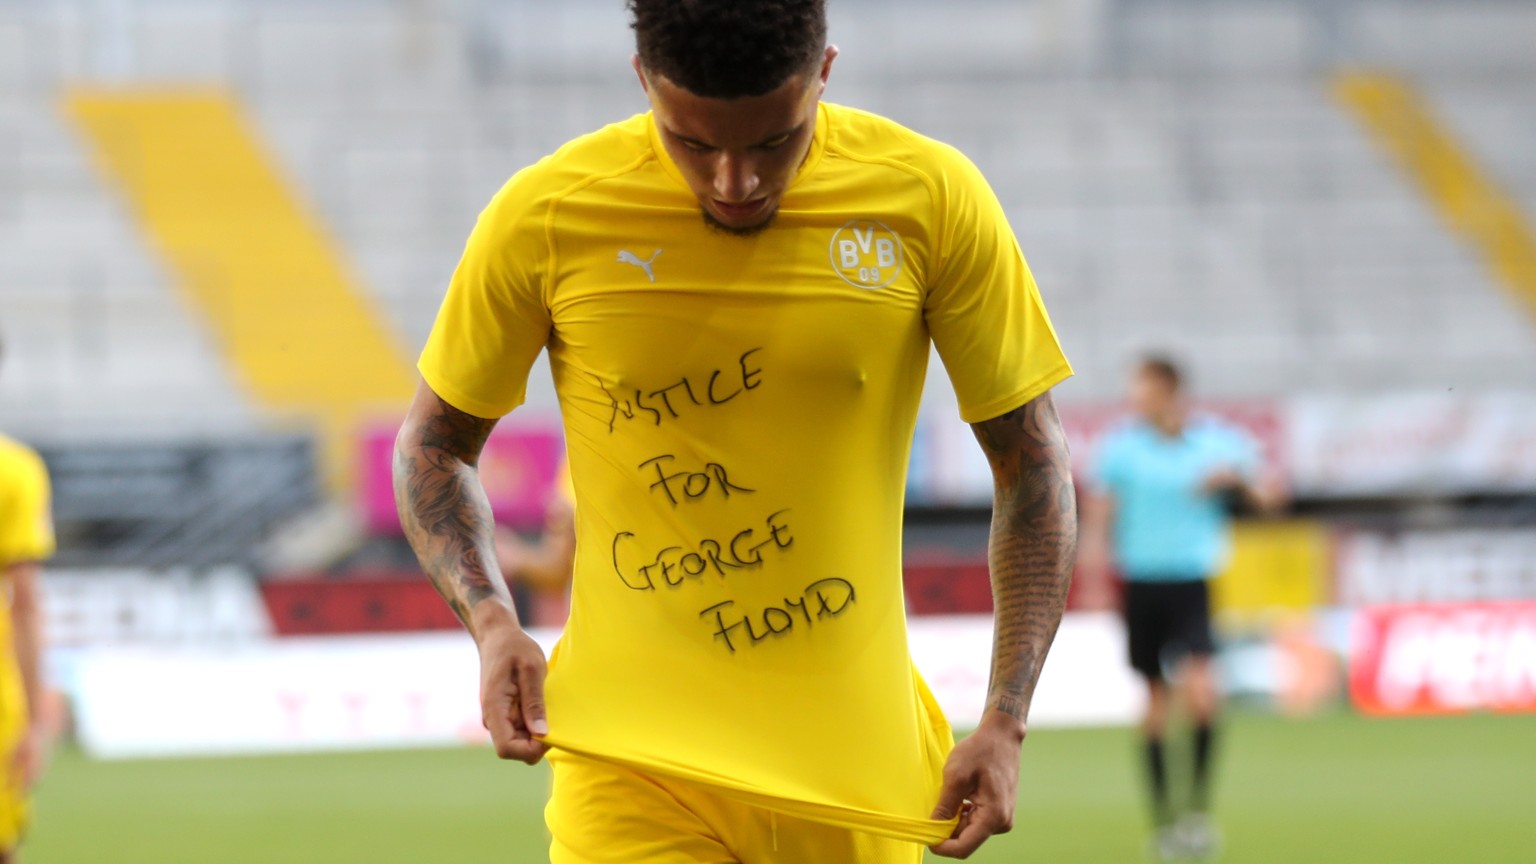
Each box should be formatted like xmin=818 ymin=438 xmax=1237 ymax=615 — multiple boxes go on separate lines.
xmin=548 ymin=173 xmax=934 ymax=426
xmin=0 ymin=439 xmax=34 ymax=691
xmin=1115 ymin=427 xmax=1233 ymax=573
xmin=519 ymin=112 xmax=978 ymax=830
xmin=541 ymin=148 xmax=939 ymax=656
xmin=0 ymin=437 xmax=39 ymax=555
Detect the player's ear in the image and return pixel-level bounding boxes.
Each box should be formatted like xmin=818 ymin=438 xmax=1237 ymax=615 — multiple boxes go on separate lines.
xmin=632 ymin=55 xmax=650 ymax=94
xmin=816 ymin=45 xmax=839 ymax=95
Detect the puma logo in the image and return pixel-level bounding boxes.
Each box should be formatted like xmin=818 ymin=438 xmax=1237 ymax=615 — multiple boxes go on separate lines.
xmin=617 ymin=249 xmax=662 ymax=283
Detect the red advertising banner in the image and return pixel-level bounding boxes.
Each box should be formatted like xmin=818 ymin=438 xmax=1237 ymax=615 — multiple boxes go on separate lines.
xmin=261 ymin=578 xmax=463 ymax=635
xmin=260 ymin=575 xmax=572 ymax=635
xmin=358 ymin=424 xmax=564 ymax=534
xmin=1350 ymin=602 xmax=1536 ymax=715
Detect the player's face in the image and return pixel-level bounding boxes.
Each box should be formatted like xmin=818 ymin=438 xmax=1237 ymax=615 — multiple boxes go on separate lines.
xmin=1129 ymin=369 xmax=1174 ymax=419
xmin=637 ymin=49 xmax=835 ymax=236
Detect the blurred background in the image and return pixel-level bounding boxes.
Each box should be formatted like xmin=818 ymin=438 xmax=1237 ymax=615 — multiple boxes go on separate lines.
xmin=2 ymin=0 xmax=1534 ymax=861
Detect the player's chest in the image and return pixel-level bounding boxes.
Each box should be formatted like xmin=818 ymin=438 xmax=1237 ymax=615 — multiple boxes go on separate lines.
xmin=547 ymin=206 xmax=929 ymax=317
xmin=545 ymin=219 xmax=936 ymax=416
xmin=1127 ymin=443 xmax=1221 ymax=496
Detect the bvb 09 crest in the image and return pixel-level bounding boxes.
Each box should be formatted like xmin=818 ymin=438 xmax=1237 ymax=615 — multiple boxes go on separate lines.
xmin=829 ymin=219 xmax=904 ymax=289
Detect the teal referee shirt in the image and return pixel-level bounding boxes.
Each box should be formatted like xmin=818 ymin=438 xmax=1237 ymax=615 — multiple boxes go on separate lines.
xmin=1091 ymin=415 xmax=1259 ymax=582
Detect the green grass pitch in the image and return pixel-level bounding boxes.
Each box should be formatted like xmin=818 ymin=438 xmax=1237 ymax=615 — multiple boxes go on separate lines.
xmin=28 ymin=710 xmax=1535 ymax=863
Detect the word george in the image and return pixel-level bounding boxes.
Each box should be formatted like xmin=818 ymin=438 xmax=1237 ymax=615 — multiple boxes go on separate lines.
xmin=611 ymin=509 xmax=792 ymax=591
xmin=600 ymin=348 xmax=763 ymax=432
xmin=640 ymin=454 xmax=754 ymax=506
xmin=699 ymin=578 xmax=857 ymax=653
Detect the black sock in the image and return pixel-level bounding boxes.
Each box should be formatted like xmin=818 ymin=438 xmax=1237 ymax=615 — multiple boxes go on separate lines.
xmin=1192 ymin=721 xmax=1217 ymax=813
xmin=1144 ymin=737 xmax=1171 ymax=826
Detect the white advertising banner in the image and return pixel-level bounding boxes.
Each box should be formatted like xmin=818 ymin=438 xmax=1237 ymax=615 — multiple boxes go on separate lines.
xmin=1337 ymin=529 xmax=1536 ymax=606
xmin=74 ymin=614 xmax=1141 ymax=759
xmin=1288 ymin=393 xmax=1536 ymax=496
xmin=44 ymin=567 xmax=273 ymax=647
xmin=909 ymin=612 xmax=1143 ymax=729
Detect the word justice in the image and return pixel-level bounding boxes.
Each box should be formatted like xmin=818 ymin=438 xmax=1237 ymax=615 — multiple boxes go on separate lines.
xmin=601 ymin=348 xmax=763 ymax=432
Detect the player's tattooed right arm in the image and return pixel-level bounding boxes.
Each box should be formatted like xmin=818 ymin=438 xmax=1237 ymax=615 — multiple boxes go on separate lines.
xmin=969 ymin=390 xmax=1078 ymax=727
xmin=396 ymin=381 xmax=551 ymax=762
xmin=394 ymin=380 xmax=517 ymax=635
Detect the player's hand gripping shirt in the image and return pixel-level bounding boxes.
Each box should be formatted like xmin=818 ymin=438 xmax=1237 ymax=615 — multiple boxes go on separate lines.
xmin=420 ymin=103 xmax=1071 ymax=843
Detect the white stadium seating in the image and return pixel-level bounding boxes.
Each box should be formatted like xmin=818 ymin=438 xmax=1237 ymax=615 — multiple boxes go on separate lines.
xmin=1 ymin=0 xmax=1533 ymax=438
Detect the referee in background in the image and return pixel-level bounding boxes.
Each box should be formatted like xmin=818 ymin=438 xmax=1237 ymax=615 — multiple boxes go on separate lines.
xmin=1079 ymin=356 xmax=1284 ymax=861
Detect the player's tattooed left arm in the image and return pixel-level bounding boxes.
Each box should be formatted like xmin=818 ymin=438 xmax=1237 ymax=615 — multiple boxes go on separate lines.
xmin=970 ymin=391 xmax=1077 ymax=725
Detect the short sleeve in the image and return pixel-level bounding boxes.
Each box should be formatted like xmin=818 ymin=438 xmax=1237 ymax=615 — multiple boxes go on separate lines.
xmin=418 ymin=168 xmax=556 ymax=419
xmin=0 ymin=450 xmax=55 ymax=567
xmin=924 ymin=147 xmax=1072 ymax=423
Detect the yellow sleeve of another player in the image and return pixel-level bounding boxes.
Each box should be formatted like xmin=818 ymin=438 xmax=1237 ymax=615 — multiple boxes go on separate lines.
xmin=923 ymin=146 xmax=1072 ymax=423
xmin=418 ymin=166 xmax=556 ymax=419
xmin=0 ymin=448 xmax=55 ymax=567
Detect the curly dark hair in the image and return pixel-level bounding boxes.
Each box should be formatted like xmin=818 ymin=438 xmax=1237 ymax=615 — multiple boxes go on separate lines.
xmin=627 ymin=0 xmax=827 ymax=99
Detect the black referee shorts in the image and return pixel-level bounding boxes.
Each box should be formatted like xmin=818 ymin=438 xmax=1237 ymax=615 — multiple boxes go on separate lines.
xmin=1123 ymin=578 xmax=1216 ymax=681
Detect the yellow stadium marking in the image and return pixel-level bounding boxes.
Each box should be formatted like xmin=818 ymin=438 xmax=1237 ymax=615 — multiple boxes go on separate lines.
xmin=1335 ymin=71 xmax=1536 ymax=320
xmin=65 ymin=90 xmax=416 ymax=490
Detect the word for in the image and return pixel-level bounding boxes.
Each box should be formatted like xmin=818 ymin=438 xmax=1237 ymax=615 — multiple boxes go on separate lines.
xmin=698 ymin=577 xmax=857 ymax=653
xmin=600 ymin=348 xmax=763 ymax=432
xmin=611 ymin=509 xmax=792 ymax=591
xmin=639 ymin=454 xmax=754 ymax=507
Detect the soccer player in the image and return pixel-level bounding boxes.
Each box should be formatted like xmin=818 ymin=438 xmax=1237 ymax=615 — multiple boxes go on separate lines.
xmin=394 ymin=2 xmax=1077 ymax=860
xmin=0 ymin=340 xmax=54 ymax=863
xmin=1079 ymin=356 xmax=1283 ymax=861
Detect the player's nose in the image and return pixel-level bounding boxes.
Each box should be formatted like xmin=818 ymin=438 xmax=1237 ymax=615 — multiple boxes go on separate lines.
xmin=712 ymin=154 xmax=759 ymax=202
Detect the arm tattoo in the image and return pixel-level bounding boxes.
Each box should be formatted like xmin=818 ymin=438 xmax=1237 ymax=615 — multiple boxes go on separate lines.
xmin=394 ymin=394 xmax=511 ymax=633
xmin=970 ymin=391 xmax=1078 ymax=723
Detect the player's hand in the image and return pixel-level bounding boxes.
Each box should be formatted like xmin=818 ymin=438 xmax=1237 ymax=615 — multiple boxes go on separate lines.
xmin=1200 ymin=466 xmax=1244 ymax=495
xmin=1252 ymin=470 xmax=1290 ymax=515
xmin=474 ymin=611 xmax=550 ymax=765
xmin=11 ymin=725 xmax=47 ymax=790
xmin=929 ymin=709 xmax=1025 ymax=858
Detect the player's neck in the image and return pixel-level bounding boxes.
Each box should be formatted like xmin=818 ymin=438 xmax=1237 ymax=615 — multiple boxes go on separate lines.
xmin=1150 ymin=406 xmax=1186 ymax=438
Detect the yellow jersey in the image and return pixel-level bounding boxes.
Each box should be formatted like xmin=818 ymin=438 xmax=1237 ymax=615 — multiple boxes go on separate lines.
xmin=0 ymin=436 xmax=53 ymax=571
xmin=420 ymin=102 xmax=1071 ymax=843
xmin=0 ymin=433 xmax=51 ymax=844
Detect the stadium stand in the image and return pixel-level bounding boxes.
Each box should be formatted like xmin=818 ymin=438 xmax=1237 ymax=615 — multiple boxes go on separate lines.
xmin=1 ymin=1 xmax=1534 ymax=575
xmin=3 ymin=0 xmax=1534 ymax=446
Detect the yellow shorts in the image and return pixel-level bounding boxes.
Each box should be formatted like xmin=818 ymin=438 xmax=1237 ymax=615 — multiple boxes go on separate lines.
xmin=0 ymin=720 xmax=27 ymax=853
xmin=546 ymin=750 xmax=926 ymax=864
